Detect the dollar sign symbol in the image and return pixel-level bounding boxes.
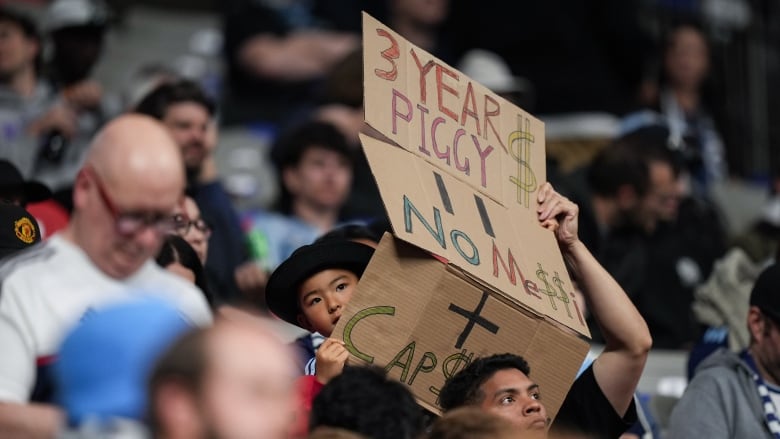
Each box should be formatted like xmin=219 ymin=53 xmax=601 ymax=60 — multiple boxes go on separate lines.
xmin=442 ymin=349 xmax=473 ymax=380
xmin=507 ymin=115 xmax=537 ymax=208
xmin=431 ymin=349 xmax=474 ymax=405
xmin=536 ymin=263 xmax=558 ymax=311
xmin=552 ymin=271 xmax=572 ymax=318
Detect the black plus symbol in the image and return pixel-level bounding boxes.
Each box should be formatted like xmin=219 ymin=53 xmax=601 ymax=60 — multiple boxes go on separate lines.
xmin=448 ymin=291 xmax=500 ymax=349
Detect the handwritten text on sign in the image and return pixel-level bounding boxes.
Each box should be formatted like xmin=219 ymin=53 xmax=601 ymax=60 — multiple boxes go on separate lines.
xmin=359 ymin=133 xmax=588 ymax=336
xmin=363 ymin=12 xmax=544 ymax=210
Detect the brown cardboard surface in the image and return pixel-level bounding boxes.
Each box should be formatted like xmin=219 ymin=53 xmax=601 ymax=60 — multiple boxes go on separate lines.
xmin=333 ymin=234 xmax=590 ymax=416
xmin=359 ymin=133 xmax=590 ymax=337
xmin=363 ymin=12 xmax=545 ymax=213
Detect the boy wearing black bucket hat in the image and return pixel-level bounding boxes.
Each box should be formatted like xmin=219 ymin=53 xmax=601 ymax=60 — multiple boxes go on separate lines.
xmin=265 ymin=238 xmax=374 ymax=437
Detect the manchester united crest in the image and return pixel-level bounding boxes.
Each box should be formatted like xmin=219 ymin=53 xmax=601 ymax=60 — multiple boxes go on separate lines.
xmin=14 ymin=217 xmax=36 ymax=244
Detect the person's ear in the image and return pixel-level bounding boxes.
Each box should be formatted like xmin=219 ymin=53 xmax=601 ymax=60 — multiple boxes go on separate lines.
xmin=297 ymin=313 xmax=314 ymax=332
xmin=72 ymin=169 xmax=91 ymax=210
xmin=152 ymin=381 xmax=203 ymax=439
xmin=748 ymin=306 xmax=766 ymax=342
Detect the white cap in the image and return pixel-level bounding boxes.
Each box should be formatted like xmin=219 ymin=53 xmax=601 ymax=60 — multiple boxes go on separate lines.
xmin=457 ymin=49 xmax=528 ymax=94
xmin=43 ymin=0 xmax=109 ymax=33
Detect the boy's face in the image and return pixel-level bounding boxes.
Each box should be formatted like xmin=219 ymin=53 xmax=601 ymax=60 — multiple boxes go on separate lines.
xmin=296 ymin=268 xmax=359 ymax=337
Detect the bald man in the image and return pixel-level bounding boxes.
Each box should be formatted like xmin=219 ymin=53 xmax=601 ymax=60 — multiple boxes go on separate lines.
xmin=0 ymin=114 xmax=212 ymax=438
xmin=150 ymin=314 xmax=297 ymax=439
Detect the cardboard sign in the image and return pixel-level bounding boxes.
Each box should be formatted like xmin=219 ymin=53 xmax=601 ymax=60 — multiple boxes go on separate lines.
xmin=334 ymin=234 xmax=590 ymax=416
xmin=332 ymin=12 xmax=593 ymax=417
xmin=363 ymin=12 xmax=545 ymax=214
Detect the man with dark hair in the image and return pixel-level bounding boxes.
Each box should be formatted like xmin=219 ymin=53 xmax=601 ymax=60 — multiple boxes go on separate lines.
xmin=439 ymin=354 xmax=530 ymax=411
xmin=624 ymin=130 xmax=725 ymax=350
xmin=561 ymin=128 xmax=723 ymax=349
xmin=135 ymin=80 xmax=264 ymax=305
xmin=576 ymin=133 xmax=681 ymax=273
xmin=309 ymin=366 xmax=425 ymax=439
xmin=438 ymin=184 xmax=652 ymax=438
xmin=148 ymin=316 xmax=297 ymax=439
xmin=134 ymin=80 xmax=216 ymax=183
xmin=270 ymin=120 xmax=354 ymax=225
xmin=244 ymin=120 xmax=355 ymax=274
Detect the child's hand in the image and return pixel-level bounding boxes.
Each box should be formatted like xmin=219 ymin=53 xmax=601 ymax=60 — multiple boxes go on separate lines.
xmin=314 ymin=338 xmax=349 ymax=385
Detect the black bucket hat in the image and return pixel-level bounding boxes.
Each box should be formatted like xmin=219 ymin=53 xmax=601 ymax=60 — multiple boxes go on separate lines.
xmin=265 ymin=240 xmax=374 ymax=326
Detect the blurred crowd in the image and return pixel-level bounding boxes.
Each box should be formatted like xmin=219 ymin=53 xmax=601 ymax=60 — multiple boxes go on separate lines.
xmin=0 ymin=0 xmax=778 ymax=438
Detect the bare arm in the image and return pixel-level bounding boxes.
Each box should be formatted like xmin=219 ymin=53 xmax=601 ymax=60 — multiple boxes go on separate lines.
xmin=537 ymin=183 xmax=652 ymax=416
xmin=0 ymin=402 xmax=62 ymax=439
xmin=238 ymin=31 xmax=358 ymax=81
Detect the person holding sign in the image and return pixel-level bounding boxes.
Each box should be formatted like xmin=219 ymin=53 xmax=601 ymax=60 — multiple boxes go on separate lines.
xmin=439 ymin=183 xmax=652 ymax=438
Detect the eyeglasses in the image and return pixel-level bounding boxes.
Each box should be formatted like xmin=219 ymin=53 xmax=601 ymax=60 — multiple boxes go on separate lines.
xmin=84 ymin=166 xmax=177 ymax=236
xmin=172 ymin=213 xmax=212 ymax=236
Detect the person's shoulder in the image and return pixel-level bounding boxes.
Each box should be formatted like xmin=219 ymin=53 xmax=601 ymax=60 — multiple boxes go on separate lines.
xmin=691 ymin=360 xmax=745 ymax=386
xmin=685 ymin=350 xmax=750 ymax=395
xmin=696 ymin=348 xmax=744 ymax=373
xmin=554 ymin=362 xmax=637 ymax=437
xmin=565 ymin=363 xmax=604 ymax=405
xmin=0 ymin=238 xmax=64 ymax=282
